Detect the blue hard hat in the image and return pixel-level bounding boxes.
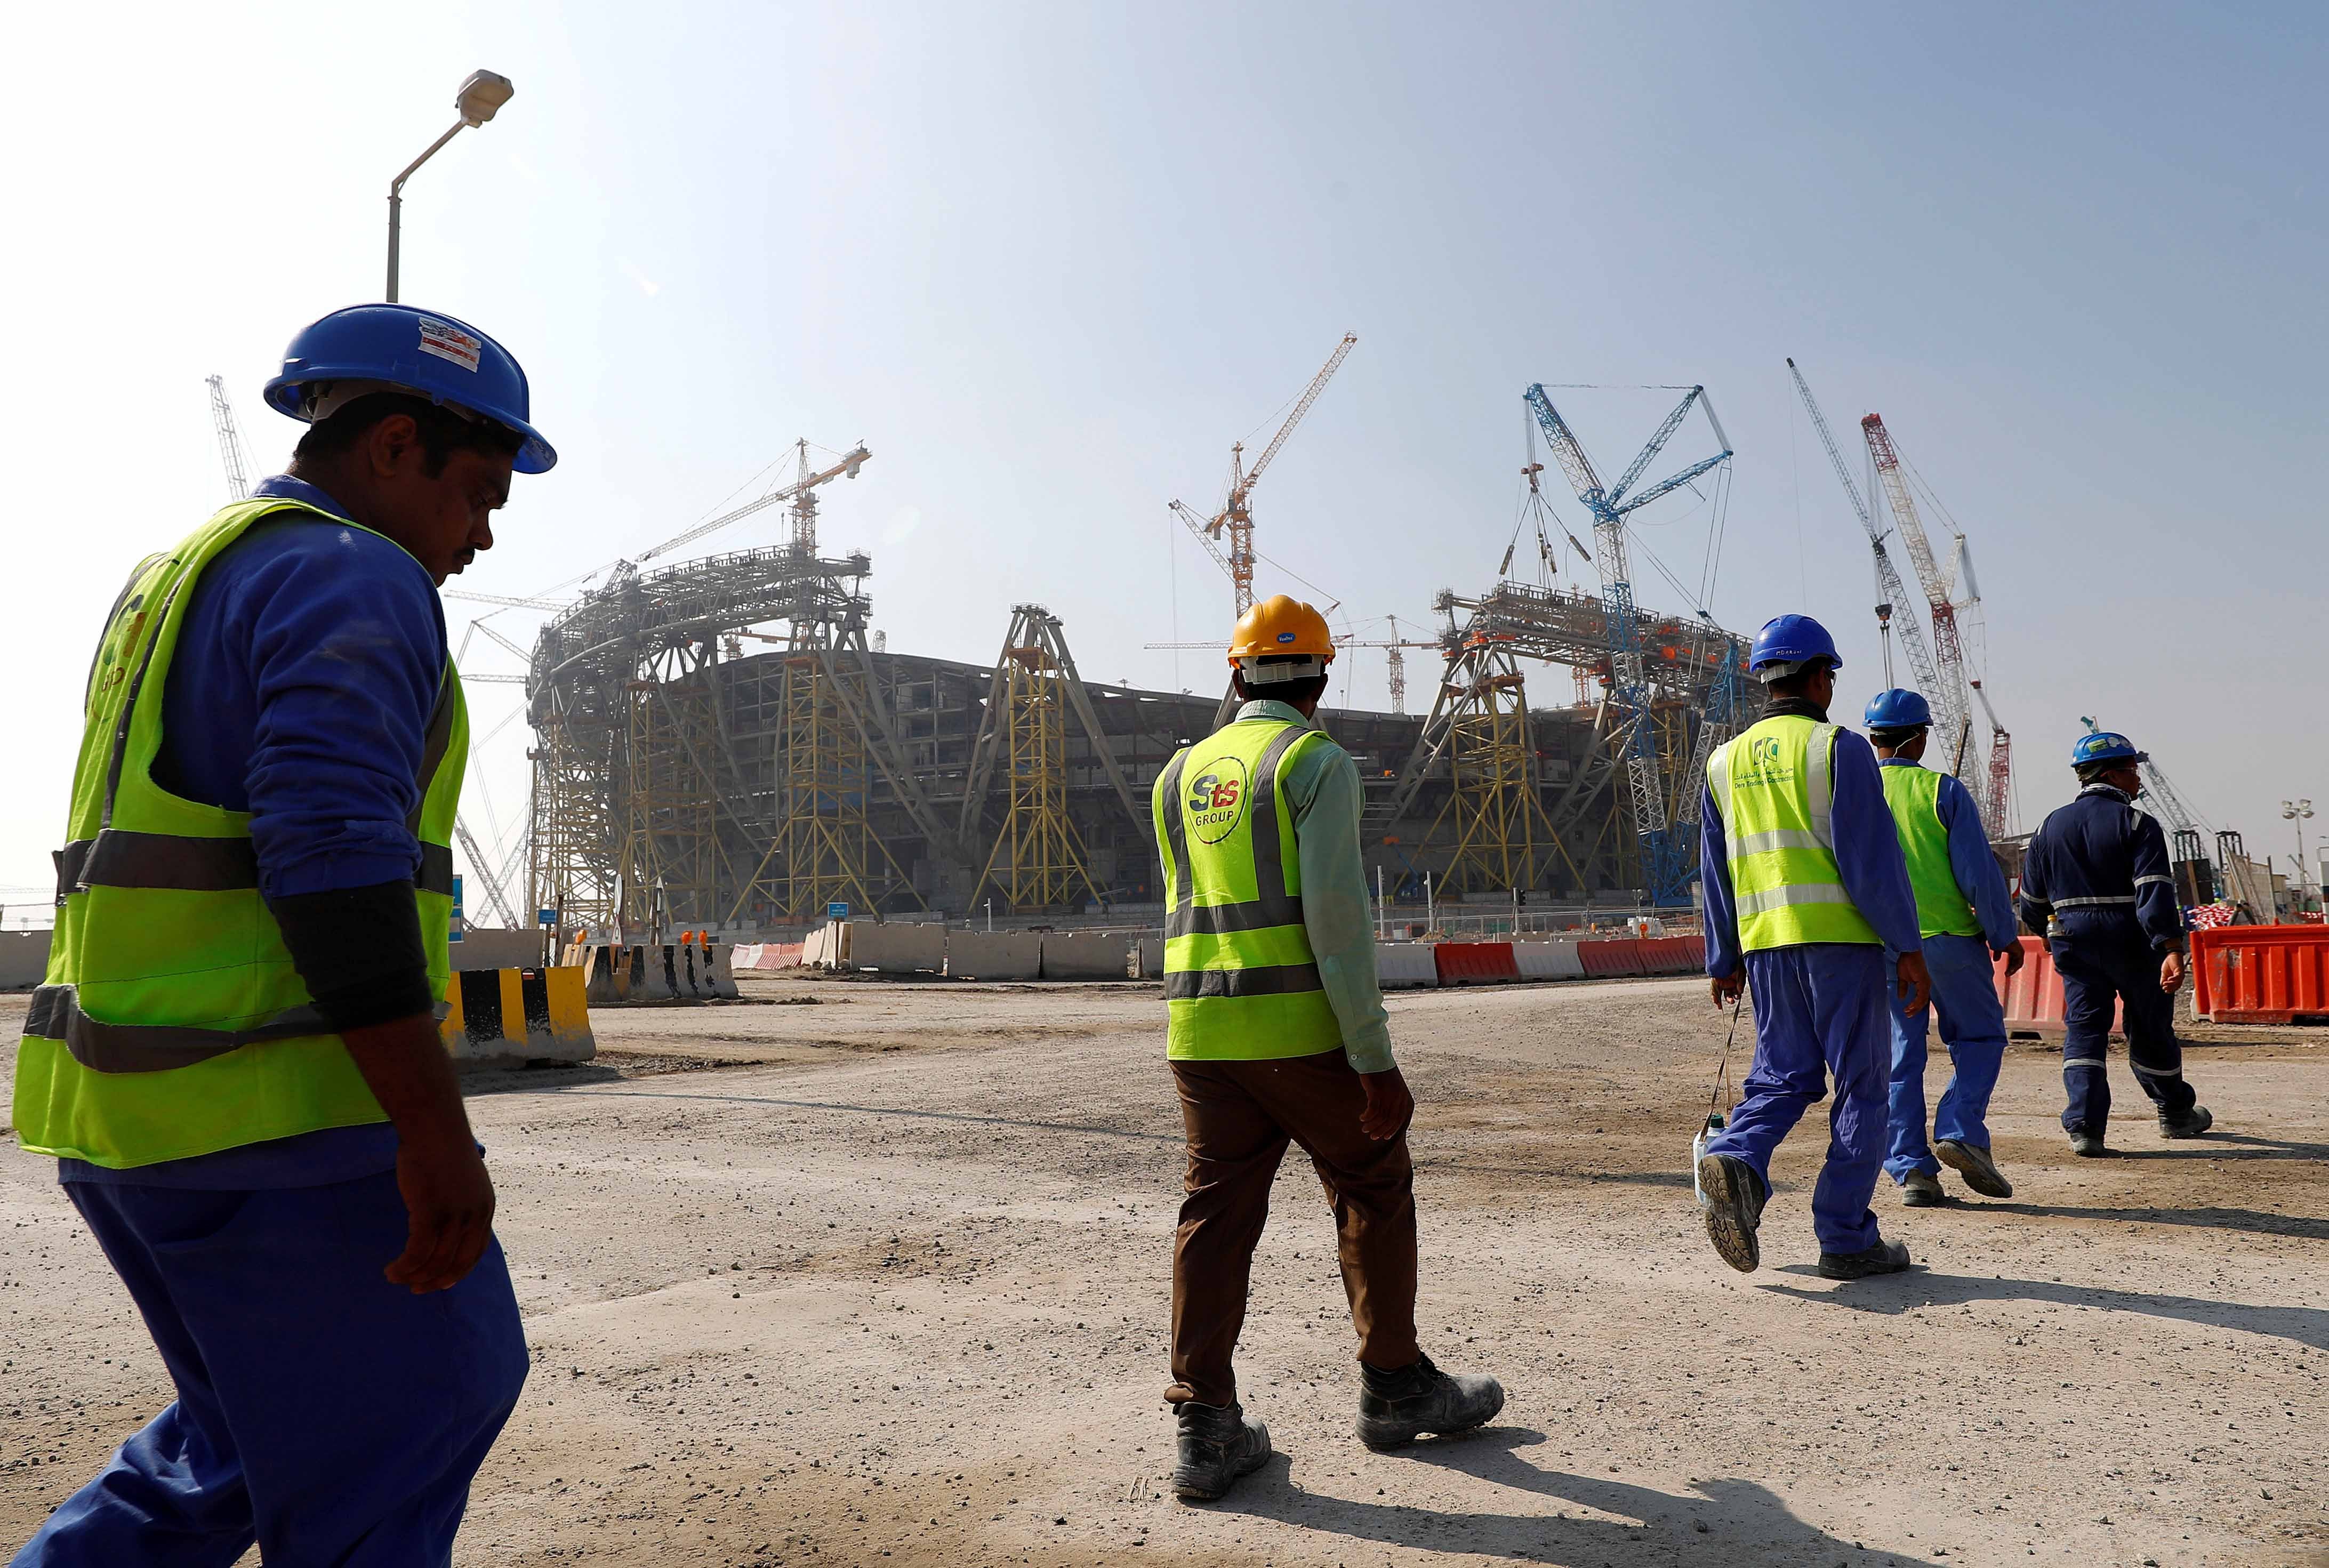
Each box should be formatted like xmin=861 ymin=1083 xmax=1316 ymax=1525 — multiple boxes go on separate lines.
xmin=2072 ymin=731 xmax=2148 ymax=768
xmin=264 ymin=304 xmax=556 ymax=473
xmin=1749 ymin=614 xmax=1841 ymax=673
xmin=1864 ymin=688 xmax=1931 ymax=729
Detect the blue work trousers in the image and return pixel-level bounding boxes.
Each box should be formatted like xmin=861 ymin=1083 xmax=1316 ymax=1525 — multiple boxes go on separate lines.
xmin=1884 ymin=932 xmax=2009 ymax=1182
xmin=13 ymin=1169 xmax=528 ymax=1568
xmin=1702 ymin=943 xmax=1889 ymax=1256
xmin=2053 ymin=934 xmax=2196 ymax=1135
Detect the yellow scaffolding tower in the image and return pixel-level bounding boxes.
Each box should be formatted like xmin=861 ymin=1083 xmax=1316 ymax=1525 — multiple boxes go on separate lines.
xmin=967 ymin=610 xmax=1104 ymax=913
xmin=1427 ymin=645 xmax=1579 ymax=895
xmin=765 ymin=648 xmax=909 ymax=922
xmin=615 ymin=672 xmax=728 ymax=930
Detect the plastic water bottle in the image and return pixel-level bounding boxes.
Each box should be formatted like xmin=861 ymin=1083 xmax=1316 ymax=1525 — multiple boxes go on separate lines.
xmin=1691 ymin=1112 xmax=1726 ymax=1212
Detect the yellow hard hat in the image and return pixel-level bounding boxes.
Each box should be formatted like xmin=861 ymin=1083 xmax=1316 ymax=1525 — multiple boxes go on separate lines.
xmin=1226 ymin=594 xmax=1337 ymax=664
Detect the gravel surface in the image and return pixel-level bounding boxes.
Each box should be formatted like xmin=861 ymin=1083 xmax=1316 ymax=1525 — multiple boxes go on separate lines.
xmin=3 ymin=975 xmax=2325 ymax=1567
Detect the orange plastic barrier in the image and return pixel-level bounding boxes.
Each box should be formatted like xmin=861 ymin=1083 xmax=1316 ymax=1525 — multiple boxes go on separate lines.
xmin=1636 ymin=935 xmax=1705 ymax=975
xmin=2193 ymin=926 xmax=2329 ymax=1024
xmin=1433 ymin=942 xmax=1520 ymax=985
xmin=1991 ymin=935 xmax=2121 ymax=1036
xmin=1577 ymin=938 xmax=1648 ymax=978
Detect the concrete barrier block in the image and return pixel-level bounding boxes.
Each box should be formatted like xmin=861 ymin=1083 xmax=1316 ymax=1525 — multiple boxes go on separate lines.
xmin=1041 ymin=931 xmax=1131 ymax=979
xmin=947 ymin=930 xmax=1042 ymax=980
xmin=0 ymin=930 xmax=52 ymax=991
xmin=702 ymin=943 xmax=742 ymax=998
xmin=440 ymin=967 xmax=595 ymax=1065
xmin=1512 ymin=940 xmax=1584 ymax=981
xmin=1375 ymin=943 xmax=1440 ymax=989
xmin=845 ymin=922 xmax=946 ymax=974
xmin=1134 ymin=937 xmax=1164 ymax=979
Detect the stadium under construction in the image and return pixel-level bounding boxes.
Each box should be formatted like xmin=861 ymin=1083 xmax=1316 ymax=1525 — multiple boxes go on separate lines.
xmin=518 ymin=506 xmax=1751 ymax=935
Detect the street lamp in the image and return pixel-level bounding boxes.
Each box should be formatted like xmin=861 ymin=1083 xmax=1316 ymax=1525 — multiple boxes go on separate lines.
xmin=2282 ymin=799 xmax=2315 ymax=908
xmin=386 ymin=69 xmax=515 ymax=303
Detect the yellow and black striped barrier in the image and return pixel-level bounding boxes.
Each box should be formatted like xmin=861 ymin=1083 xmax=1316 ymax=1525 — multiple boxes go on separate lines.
xmin=439 ymin=967 xmax=596 ymax=1065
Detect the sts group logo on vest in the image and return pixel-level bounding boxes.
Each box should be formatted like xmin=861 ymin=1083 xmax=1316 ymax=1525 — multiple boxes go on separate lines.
xmin=1186 ymin=756 xmax=1250 ymax=845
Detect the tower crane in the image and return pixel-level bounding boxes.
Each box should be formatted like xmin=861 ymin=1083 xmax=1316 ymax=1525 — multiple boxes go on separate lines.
xmin=205 ymin=374 xmax=255 ymax=502
xmin=1524 ymin=382 xmax=1733 ymax=905
xmin=1171 ymin=332 xmax=1356 ymax=616
xmin=637 ymin=438 xmax=869 ymax=564
xmin=1861 ymin=413 xmax=1974 ymax=778
xmin=1786 ymin=360 xmax=1945 ymax=723
xmin=1966 ymin=677 xmax=2012 ymax=838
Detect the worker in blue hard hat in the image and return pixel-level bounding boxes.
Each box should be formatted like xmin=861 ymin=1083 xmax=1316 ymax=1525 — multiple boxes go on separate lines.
xmin=13 ymin=303 xmax=551 ymax=1564
xmin=2018 ymin=730 xmax=2213 ymax=1155
xmin=1862 ymin=688 xmax=2024 ymax=1206
xmin=1695 ymin=616 xmax=1931 ymax=1280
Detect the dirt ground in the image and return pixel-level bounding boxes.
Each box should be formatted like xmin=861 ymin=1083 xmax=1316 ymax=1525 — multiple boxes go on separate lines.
xmin=3 ymin=972 xmax=2326 ymax=1568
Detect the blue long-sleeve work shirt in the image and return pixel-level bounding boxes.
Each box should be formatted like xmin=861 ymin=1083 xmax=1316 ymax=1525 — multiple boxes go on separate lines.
xmin=1879 ymin=758 xmax=2019 ymax=952
xmin=2019 ymin=783 xmax=2189 ymax=954
xmin=64 ymin=475 xmax=447 ymax=1189
xmin=1700 ymin=714 xmax=1923 ymax=978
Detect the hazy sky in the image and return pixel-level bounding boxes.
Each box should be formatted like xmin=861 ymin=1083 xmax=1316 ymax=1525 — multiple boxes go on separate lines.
xmin=5 ymin=1 xmax=2323 ymax=913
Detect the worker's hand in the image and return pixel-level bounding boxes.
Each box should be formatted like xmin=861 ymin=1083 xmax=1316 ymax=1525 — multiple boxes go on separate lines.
xmin=388 ymin=1126 xmax=497 ymax=1293
xmin=1895 ymin=951 xmax=1933 ymax=1017
xmin=1710 ymin=969 xmax=1745 ymax=1008
xmin=339 ymin=1012 xmax=497 ymax=1294
xmin=1997 ymin=942 xmax=2027 ymax=977
xmin=2161 ymin=950 xmax=2186 ymax=995
xmin=1358 ymin=1067 xmax=1415 ymax=1142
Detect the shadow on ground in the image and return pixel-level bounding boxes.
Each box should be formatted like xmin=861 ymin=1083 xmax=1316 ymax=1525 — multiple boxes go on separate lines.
xmin=1220 ymin=1428 xmax=1937 ymax=1565
xmin=1761 ymin=1267 xmax=2329 ymax=1352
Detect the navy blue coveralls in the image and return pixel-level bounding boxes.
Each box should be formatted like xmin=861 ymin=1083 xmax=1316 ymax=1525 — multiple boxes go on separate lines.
xmin=2018 ymin=782 xmax=2200 ymax=1135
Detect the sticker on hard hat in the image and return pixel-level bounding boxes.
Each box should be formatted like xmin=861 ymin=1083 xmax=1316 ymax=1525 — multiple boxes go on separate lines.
xmin=1276 ymin=631 xmax=1296 ymax=643
xmin=1184 ymin=756 xmax=1250 ymax=845
xmin=417 ymin=317 xmax=483 ymax=373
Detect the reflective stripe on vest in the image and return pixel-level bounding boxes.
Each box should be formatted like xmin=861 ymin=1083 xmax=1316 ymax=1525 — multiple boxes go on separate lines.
xmin=1153 ymin=715 xmax=1343 ymax=1062
xmin=1879 ymin=762 xmax=1982 ymax=939
xmin=1709 ymin=714 xmax=1881 ymax=951
xmin=12 ymin=498 xmax=467 ymax=1169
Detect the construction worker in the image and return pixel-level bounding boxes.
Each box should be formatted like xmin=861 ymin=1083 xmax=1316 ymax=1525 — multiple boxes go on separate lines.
xmin=11 ymin=304 xmax=552 ymax=1566
xmin=1696 ymin=616 xmax=1931 ymax=1281
xmin=1154 ymin=594 xmax=1502 ymax=1502
xmin=1863 ymin=689 xmax=2024 ymax=1205
xmin=2018 ymin=731 xmax=2214 ymax=1155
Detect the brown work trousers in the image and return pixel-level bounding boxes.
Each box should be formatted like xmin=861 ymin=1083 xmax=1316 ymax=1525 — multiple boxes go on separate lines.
xmin=1166 ymin=1049 xmax=1420 ymax=1408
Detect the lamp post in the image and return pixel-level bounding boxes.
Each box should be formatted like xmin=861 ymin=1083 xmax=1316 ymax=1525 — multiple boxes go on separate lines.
xmin=2282 ymin=799 xmax=2315 ymax=910
xmin=386 ymin=70 xmax=515 ymax=303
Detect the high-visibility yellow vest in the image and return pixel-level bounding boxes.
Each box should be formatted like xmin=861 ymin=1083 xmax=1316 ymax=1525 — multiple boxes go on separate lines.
xmin=1153 ymin=713 xmax=1344 ymax=1060
xmin=1880 ymin=762 xmax=1982 ymax=939
xmin=12 ymin=497 xmax=467 ymax=1169
xmin=1706 ymin=713 xmax=1881 ymax=952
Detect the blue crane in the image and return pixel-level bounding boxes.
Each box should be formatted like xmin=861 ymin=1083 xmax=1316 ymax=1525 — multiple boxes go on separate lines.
xmin=1523 ymin=383 xmax=1733 ymax=905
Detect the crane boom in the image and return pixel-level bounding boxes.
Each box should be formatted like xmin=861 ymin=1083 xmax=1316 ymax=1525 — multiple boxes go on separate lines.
xmin=638 ymin=442 xmax=869 ymax=562
xmin=205 ymin=375 xmax=255 ymax=503
xmin=1524 ymin=382 xmax=1732 ymax=904
xmin=1241 ymin=333 xmax=1357 ymax=494
xmin=1178 ymin=333 xmax=1356 ymax=615
xmin=1785 ymin=360 xmax=1944 ymax=712
xmin=1861 ymin=414 xmax=1972 ymax=776
xmin=1168 ymin=498 xmax=1237 ymax=580
xmin=454 ymin=815 xmax=523 ymax=928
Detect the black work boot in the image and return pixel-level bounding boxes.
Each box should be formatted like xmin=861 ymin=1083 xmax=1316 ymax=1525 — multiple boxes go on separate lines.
xmin=1171 ymin=1400 xmax=1271 ymax=1501
xmin=1934 ymin=1139 xmax=2013 ymax=1199
xmin=2159 ymin=1104 xmax=2214 ymax=1139
xmin=1817 ymin=1236 xmax=1912 ymax=1281
xmin=1697 ymin=1152 xmax=1765 ymax=1273
xmin=1356 ymin=1352 xmax=1504 ymax=1451
xmin=2068 ymin=1126 xmax=2108 ymax=1157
